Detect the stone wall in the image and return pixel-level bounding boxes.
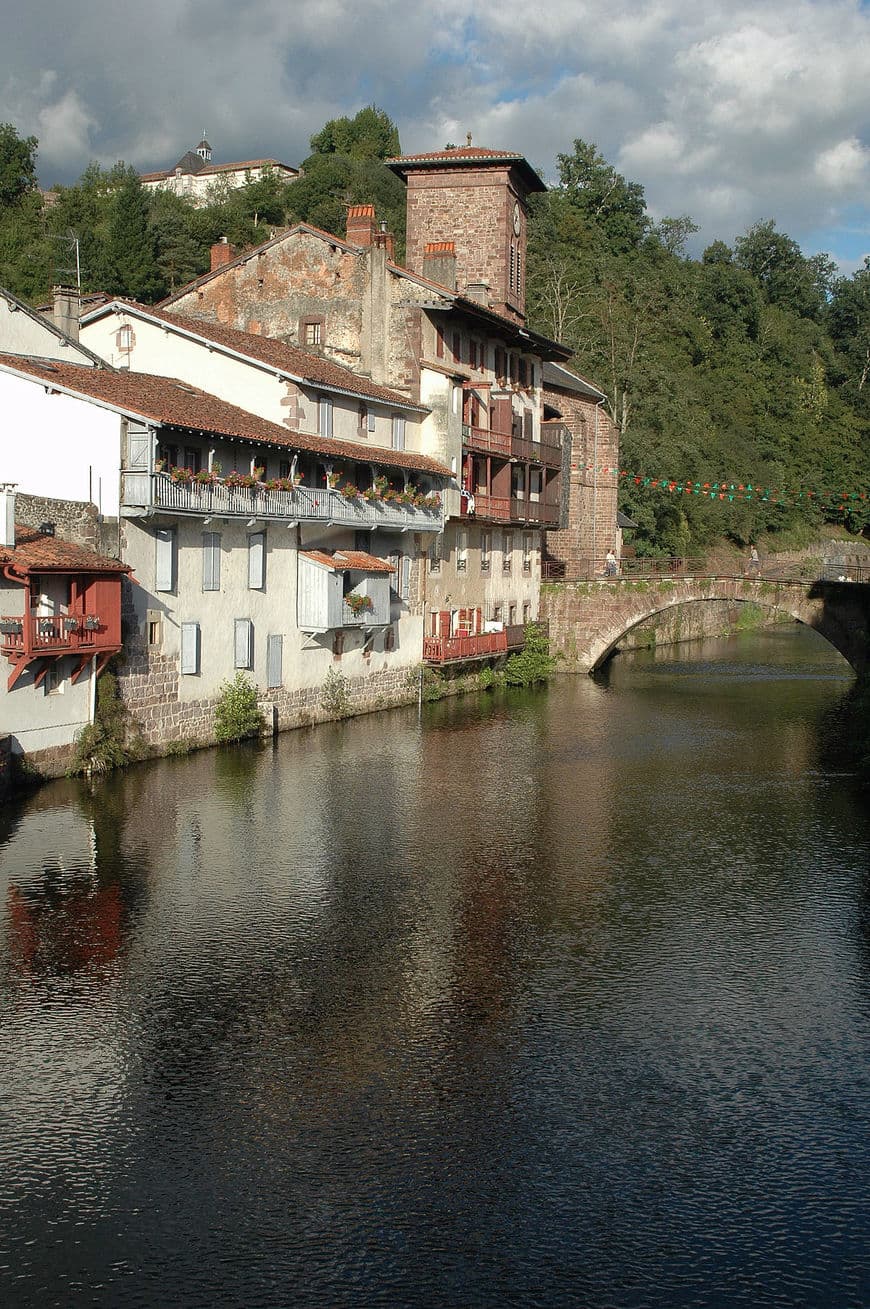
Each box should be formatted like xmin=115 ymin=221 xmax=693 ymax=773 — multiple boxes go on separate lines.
xmin=15 ymin=492 xmax=121 ymax=558
xmin=543 ymin=390 xmax=620 ymax=570
xmin=621 ymin=599 xmax=781 ymax=650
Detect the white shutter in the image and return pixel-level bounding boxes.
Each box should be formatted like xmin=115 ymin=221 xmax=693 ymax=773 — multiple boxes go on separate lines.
xmin=392 ymin=415 xmax=405 ymax=450
xmin=267 ymin=634 xmax=283 ymax=688
xmin=202 ymin=532 xmax=221 ymax=591
xmin=400 ymin=554 xmax=411 ymax=601
xmin=388 ymin=552 xmax=399 ymax=595
xmin=248 ymin=531 xmax=266 ymax=590
xmin=128 ymin=423 xmax=151 ymax=470
xmin=319 ymin=396 xmax=333 ymax=438
xmin=180 ymin=622 xmax=200 ymax=674
xmin=234 ymin=618 xmax=253 ymax=669
xmin=155 ymin=527 xmax=175 ymax=592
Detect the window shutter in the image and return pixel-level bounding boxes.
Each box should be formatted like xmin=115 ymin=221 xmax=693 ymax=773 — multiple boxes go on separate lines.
xmin=128 ymin=423 xmax=150 ymax=470
xmin=267 ymin=634 xmax=283 ymax=689
xmin=234 ymin=618 xmax=253 ymax=669
xmin=392 ymin=415 xmax=405 ymax=450
xmin=248 ymin=531 xmax=266 ymax=590
xmin=388 ymin=552 xmax=399 ymax=594
xmin=400 ymin=554 xmax=411 ymax=601
xmin=319 ymin=395 xmax=333 ymax=438
xmin=523 ymin=409 xmax=533 ymax=440
xmin=202 ymin=532 xmax=221 ymax=591
xmin=180 ymin=622 xmax=200 ymax=674
xmin=155 ymin=527 xmax=175 ymax=593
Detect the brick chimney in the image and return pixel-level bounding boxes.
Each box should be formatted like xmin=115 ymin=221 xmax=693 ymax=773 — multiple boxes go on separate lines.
xmin=210 ymin=238 xmax=237 ymax=272
xmin=52 ymin=286 xmax=81 ymax=340
xmin=346 ymin=204 xmax=376 ymax=247
xmin=374 ymin=220 xmax=395 ymax=261
xmin=0 ymin=483 xmax=16 ymax=549
xmin=422 ymin=241 xmax=457 ymax=291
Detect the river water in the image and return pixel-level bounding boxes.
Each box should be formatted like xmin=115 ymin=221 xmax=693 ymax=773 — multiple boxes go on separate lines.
xmin=1 ymin=626 xmax=868 ymax=1309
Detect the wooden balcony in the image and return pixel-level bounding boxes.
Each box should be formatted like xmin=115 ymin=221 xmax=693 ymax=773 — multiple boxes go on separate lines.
xmin=462 ymin=424 xmax=512 ymax=457
xmin=423 ymin=630 xmax=508 ymax=663
xmin=460 ymin=493 xmax=511 ymax=522
xmin=510 ymin=497 xmax=561 ymax=527
xmin=121 ymin=472 xmax=444 ymax=533
xmin=510 ymin=435 xmax=563 ymax=467
xmin=1 ymin=609 xmax=122 ymax=691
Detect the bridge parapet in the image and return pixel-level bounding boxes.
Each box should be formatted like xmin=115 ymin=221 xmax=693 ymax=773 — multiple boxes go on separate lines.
xmin=540 ymin=573 xmax=870 ymax=678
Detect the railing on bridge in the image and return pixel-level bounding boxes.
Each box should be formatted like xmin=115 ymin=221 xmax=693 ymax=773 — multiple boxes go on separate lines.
xmin=542 ymin=557 xmax=869 ymax=585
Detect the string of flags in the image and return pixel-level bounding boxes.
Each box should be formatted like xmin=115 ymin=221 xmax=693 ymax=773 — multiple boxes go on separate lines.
xmin=576 ymin=463 xmax=868 ymax=513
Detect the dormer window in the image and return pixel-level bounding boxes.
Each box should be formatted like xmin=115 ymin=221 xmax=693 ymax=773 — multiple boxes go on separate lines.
xmin=117 ymin=324 xmax=134 ymax=352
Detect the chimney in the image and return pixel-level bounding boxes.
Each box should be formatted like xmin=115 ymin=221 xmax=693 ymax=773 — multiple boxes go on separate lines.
xmin=374 ymin=219 xmax=395 ymax=261
xmin=52 ymin=286 xmax=81 ymax=341
xmin=210 ymin=237 xmax=237 ymax=272
xmin=465 ymin=280 xmax=491 ymax=307
xmin=0 ymin=483 xmax=16 ymax=549
xmin=422 ymin=241 xmax=457 ymax=291
xmin=346 ymin=204 xmax=376 ymax=247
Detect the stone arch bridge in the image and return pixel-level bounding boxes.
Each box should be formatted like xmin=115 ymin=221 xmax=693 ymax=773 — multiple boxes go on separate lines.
xmin=540 ymin=567 xmax=870 ymax=678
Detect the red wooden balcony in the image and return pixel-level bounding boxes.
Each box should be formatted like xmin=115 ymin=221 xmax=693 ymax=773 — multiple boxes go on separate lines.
xmin=462 ymin=424 xmax=512 ymax=457
xmin=460 ymin=493 xmax=512 ymax=522
xmin=510 ymin=498 xmax=561 ymax=527
xmin=423 ymin=630 xmax=508 ymax=663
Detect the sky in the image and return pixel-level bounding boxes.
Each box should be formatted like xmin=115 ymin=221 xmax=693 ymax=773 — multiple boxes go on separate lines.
xmin=1 ymin=0 xmax=868 ymax=272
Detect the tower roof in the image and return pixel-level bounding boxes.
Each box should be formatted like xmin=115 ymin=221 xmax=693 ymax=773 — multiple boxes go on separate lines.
xmin=386 ymin=145 xmax=546 ymax=193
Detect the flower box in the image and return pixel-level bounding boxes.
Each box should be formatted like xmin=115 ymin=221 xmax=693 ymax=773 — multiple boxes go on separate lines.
xmin=0 ymin=618 xmax=23 ymax=635
xmin=63 ymin=616 xmax=80 ymax=632
xmin=84 ymin=616 xmax=101 ymax=631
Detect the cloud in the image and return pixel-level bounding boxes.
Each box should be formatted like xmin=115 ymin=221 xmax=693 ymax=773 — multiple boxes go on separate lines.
xmin=0 ymin=0 xmax=867 ymax=263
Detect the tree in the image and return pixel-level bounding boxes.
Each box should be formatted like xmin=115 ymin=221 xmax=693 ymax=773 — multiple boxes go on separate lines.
xmin=0 ymin=122 xmax=38 ymax=207
xmin=735 ymin=220 xmax=834 ymax=320
xmin=309 ymin=105 xmax=400 ymax=160
xmin=555 ymin=139 xmax=648 ymax=253
xmin=104 ymin=171 xmax=164 ymax=301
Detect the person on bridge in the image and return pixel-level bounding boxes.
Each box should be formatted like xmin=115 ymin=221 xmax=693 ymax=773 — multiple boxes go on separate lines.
xmin=749 ymin=545 xmax=760 ymax=574
xmin=605 ymin=549 xmax=618 ymax=577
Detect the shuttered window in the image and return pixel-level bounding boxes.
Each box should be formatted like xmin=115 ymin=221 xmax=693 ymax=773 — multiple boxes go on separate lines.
xmin=202 ymin=532 xmax=221 ymax=591
xmin=400 ymin=554 xmax=411 ymax=601
xmin=318 ymin=395 xmax=333 ymax=438
xmin=155 ymin=527 xmax=176 ymax=593
xmin=391 ymin=415 xmax=405 ymax=450
xmin=248 ymin=531 xmax=266 ymax=590
xmin=180 ymin=622 xmax=200 ymax=674
xmin=234 ymin=618 xmax=253 ymax=669
xmin=266 ymin=634 xmax=283 ymax=689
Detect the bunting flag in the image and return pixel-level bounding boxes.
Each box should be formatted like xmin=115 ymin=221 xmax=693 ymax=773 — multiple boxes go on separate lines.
xmin=575 ymin=463 xmax=868 ymax=513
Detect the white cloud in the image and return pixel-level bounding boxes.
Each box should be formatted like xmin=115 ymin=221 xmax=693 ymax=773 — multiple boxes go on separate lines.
xmin=0 ymin=0 xmax=867 ymax=262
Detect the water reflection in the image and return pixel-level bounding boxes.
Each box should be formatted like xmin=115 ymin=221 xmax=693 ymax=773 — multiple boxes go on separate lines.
xmin=0 ymin=625 xmax=868 ymax=1308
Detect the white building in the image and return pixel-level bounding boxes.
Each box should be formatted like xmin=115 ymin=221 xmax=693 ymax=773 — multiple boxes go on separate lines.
xmin=140 ymin=137 xmax=298 ymax=206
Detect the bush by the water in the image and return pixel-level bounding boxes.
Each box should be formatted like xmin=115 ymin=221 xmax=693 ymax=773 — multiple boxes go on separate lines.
xmin=503 ymin=623 xmax=557 ymax=686
xmin=214 ymin=673 xmax=263 ymax=742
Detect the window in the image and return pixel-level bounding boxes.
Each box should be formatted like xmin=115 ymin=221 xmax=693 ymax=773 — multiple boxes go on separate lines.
xmin=388 ymin=552 xmax=411 ymax=600
xmin=267 ymin=634 xmax=283 ymax=688
xmin=523 ymin=533 xmax=534 ymax=574
xmin=452 ymin=331 xmax=462 ymax=364
xmin=117 ymin=324 xmax=134 ymax=352
xmin=494 ymin=347 xmax=506 ymax=381
xmin=516 ymin=247 xmax=522 ymax=297
xmin=318 ymin=395 xmax=333 ymax=439
xmin=503 ymin=532 xmax=513 ymax=574
xmin=248 ymin=531 xmax=266 ymax=590
xmin=509 ymin=242 xmax=516 ymax=292
xmin=457 ymin=530 xmax=468 ymax=573
xmin=508 ymin=603 xmax=517 ymax=625
xmin=147 ymin=611 xmax=162 ymax=648
xmin=480 ymin=531 xmax=491 ymax=573
xmin=436 ymin=325 xmax=444 ymax=359
xmin=469 ymin=340 xmax=478 ymax=369
xmin=358 ymin=402 xmax=369 ymax=437
xmin=181 ymin=622 xmax=200 ymax=675
xmin=202 ymin=532 xmax=221 ymax=591
xmin=391 ymin=414 xmax=405 ymax=450
xmin=155 ymin=527 xmax=176 ymax=593
xmin=428 ymin=539 xmax=441 ymax=574
xmin=184 ymin=446 xmax=201 ymax=472
xmin=279 ymin=459 xmax=292 ymax=479
xmin=523 ymin=602 xmax=531 ymax=624
xmin=332 ymin=631 xmax=344 ymax=660
xmin=44 ymin=660 xmax=64 ymax=695
xmin=301 ymin=318 xmax=322 ymax=346
xmin=234 ymin=618 xmax=254 ymax=670
xmin=523 ymin=409 xmax=533 ymax=440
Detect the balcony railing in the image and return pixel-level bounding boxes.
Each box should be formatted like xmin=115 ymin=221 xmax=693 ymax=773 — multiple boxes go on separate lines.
xmin=122 ymin=472 xmax=444 ymax=533
xmin=460 ymin=493 xmax=511 ymax=522
xmin=510 ymin=498 xmax=561 ymax=526
xmin=423 ymin=630 xmax=508 ymax=663
xmin=1 ymin=613 xmax=108 ymax=656
xmin=462 ymin=424 xmax=511 ymax=457
xmin=510 ymin=435 xmax=563 ymax=467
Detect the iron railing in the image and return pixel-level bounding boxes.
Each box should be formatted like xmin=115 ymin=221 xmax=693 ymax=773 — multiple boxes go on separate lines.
xmin=542 ymin=557 xmax=869 ymax=584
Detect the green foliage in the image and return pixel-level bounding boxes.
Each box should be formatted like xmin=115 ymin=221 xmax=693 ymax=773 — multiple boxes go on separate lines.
xmin=309 ymin=106 xmax=401 ymax=160
xmin=214 ymin=673 xmax=263 ymax=742
xmin=503 ymin=623 xmax=557 ymax=686
xmin=478 ymin=665 xmax=497 ymax=690
xmin=0 ymin=122 xmax=38 ymax=206
xmin=69 ymin=671 xmax=132 ymax=775
xmin=320 ymin=666 xmax=350 ymax=717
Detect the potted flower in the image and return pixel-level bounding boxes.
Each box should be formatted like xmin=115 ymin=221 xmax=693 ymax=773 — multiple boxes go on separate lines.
xmin=345 ymin=593 xmax=373 ymax=616
xmin=84 ymin=615 xmax=101 ymax=631
xmin=63 ymin=616 xmax=80 ymax=632
xmin=154 ymin=458 xmax=166 ymax=472
xmin=362 ymin=486 xmax=379 ymax=502
xmin=170 ymin=465 xmax=193 ymax=484
xmin=194 ymin=468 xmax=216 ymax=486
xmin=0 ymin=617 xmax=23 ymax=635
xmin=326 ymin=470 xmax=342 ymax=489
xmin=341 ymin=482 xmax=360 ymax=500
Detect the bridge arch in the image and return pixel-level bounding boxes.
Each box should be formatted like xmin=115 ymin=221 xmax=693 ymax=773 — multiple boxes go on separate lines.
xmin=540 ymin=576 xmax=869 ymax=678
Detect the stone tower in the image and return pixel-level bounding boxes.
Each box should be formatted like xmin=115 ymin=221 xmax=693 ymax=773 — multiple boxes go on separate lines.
xmin=386 ymin=141 xmax=546 ymax=324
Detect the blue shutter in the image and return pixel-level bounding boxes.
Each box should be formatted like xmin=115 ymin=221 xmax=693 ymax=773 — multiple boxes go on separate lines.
xmin=180 ymin=622 xmax=200 ymax=674
xmin=202 ymin=532 xmax=221 ymax=591
xmin=155 ymin=527 xmax=175 ymax=592
xmin=234 ymin=618 xmax=253 ymax=669
xmin=267 ymin=634 xmax=283 ymax=688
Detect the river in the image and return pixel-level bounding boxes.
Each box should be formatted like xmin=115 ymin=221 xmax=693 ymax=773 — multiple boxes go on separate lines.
xmin=1 ymin=625 xmax=868 ymax=1309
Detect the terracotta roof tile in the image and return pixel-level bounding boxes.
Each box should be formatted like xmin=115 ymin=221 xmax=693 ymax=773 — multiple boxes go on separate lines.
xmin=0 ymin=525 xmax=130 ymax=574
xmin=0 ymin=355 xmax=451 ymax=479
xmin=300 ymin=549 xmax=393 ymax=573
xmin=88 ymin=299 xmax=426 ymax=410
xmin=386 ymin=146 xmax=545 ymax=192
